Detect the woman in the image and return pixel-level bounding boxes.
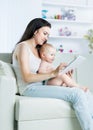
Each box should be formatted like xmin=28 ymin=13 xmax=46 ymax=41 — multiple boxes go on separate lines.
xmin=12 ymin=18 xmax=93 ymax=130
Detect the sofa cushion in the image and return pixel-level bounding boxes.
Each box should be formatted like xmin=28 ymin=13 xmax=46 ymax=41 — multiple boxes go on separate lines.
xmin=0 ymin=60 xmax=15 ymax=77
xmin=0 ymin=60 xmax=18 ymax=94
xmin=15 ymin=97 xmax=76 ymax=121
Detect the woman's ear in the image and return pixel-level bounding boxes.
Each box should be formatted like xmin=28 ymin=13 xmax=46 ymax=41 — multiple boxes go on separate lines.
xmin=34 ymin=30 xmax=38 ymax=35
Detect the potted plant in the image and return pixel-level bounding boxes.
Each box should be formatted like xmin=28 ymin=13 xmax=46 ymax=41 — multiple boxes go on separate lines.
xmin=84 ymin=29 xmax=93 ymax=54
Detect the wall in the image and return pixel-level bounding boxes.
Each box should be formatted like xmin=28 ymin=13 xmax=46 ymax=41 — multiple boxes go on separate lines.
xmin=76 ymin=54 xmax=93 ymax=92
xmin=44 ymin=0 xmax=93 ymax=5
xmin=0 ymin=0 xmax=93 ymax=53
xmin=0 ymin=0 xmax=41 ymax=52
xmin=42 ymin=0 xmax=93 ymax=54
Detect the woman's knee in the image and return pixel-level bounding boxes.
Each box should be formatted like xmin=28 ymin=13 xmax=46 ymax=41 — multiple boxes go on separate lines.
xmin=70 ymin=87 xmax=85 ymax=104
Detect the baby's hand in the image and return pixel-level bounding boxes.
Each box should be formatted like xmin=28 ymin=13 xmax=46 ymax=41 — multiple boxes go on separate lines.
xmin=59 ymin=62 xmax=67 ymax=72
xmin=53 ymin=63 xmax=67 ymax=77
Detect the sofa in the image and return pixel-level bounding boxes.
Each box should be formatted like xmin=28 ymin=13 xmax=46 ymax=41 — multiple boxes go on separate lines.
xmin=0 ymin=52 xmax=93 ymax=130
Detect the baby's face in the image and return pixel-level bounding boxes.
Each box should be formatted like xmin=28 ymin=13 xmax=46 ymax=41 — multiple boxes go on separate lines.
xmin=44 ymin=47 xmax=56 ymax=63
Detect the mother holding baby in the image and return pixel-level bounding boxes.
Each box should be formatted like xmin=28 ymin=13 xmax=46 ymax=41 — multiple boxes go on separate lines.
xmin=12 ymin=18 xmax=93 ymax=130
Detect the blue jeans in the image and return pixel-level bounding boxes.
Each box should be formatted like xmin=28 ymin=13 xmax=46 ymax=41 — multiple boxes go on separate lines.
xmin=22 ymin=84 xmax=93 ymax=130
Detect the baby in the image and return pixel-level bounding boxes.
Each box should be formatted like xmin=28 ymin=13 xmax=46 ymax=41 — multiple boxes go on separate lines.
xmin=38 ymin=43 xmax=88 ymax=92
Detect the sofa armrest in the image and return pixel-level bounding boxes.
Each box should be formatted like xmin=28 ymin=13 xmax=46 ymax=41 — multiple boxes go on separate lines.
xmin=0 ymin=76 xmax=16 ymax=130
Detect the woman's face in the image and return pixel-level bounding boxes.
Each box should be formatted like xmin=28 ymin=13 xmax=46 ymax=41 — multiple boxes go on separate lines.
xmin=34 ymin=26 xmax=50 ymax=45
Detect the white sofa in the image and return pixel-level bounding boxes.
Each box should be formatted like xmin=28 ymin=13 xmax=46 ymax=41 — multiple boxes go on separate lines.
xmin=0 ymin=53 xmax=93 ymax=130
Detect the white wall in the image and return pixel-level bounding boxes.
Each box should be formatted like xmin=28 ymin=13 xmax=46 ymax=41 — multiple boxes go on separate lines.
xmin=42 ymin=0 xmax=93 ymax=54
xmin=44 ymin=0 xmax=93 ymax=5
xmin=0 ymin=0 xmax=41 ymax=52
xmin=0 ymin=0 xmax=93 ymax=53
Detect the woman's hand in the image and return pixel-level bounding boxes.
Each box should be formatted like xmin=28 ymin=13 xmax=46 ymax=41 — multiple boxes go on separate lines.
xmin=66 ymin=69 xmax=74 ymax=78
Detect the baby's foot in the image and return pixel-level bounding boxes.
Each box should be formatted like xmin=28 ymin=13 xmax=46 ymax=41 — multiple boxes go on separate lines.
xmin=81 ymin=86 xmax=89 ymax=92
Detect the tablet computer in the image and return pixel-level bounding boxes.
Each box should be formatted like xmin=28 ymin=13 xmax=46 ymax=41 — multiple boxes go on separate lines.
xmin=61 ymin=55 xmax=86 ymax=74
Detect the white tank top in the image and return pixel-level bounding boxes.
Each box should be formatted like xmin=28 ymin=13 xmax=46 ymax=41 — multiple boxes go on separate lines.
xmin=12 ymin=43 xmax=41 ymax=95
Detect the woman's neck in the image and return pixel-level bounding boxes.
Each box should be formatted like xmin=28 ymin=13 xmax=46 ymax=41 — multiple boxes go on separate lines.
xmin=27 ymin=38 xmax=37 ymax=48
xmin=27 ymin=38 xmax=40 ymax=58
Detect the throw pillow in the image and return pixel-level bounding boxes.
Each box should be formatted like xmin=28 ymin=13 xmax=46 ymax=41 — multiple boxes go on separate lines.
xmin=0 ymin=60 xmax=15 ymax=78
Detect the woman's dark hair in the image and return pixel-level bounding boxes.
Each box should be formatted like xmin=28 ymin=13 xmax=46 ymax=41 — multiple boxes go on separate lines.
xmin=17 ymin=18 xmax=51 ymax=44
xmin=11 ymin=18 xmax=51 ymax=63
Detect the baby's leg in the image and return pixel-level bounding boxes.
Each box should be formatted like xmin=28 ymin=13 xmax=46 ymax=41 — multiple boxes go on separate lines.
xmin=47 ymin=74 xmax=79 ymax=88
xmin=61 ymin=82 xmax=67 ymax=87
xmin=61 ymin=73 xmax=79 ymax=87
xmin=62 ymin=74 xmax=89 ymax=92
xmin=47 ymin=76 xmax=64 ymax=86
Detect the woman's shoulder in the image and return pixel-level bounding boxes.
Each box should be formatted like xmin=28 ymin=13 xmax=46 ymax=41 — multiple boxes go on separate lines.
xmin=15 ymin=42 xmax=30 ymax=53
xmin=17 ymin=42 xmax=28 ymax=48
xmin=13 ymin=42 xmax=30 ymax=60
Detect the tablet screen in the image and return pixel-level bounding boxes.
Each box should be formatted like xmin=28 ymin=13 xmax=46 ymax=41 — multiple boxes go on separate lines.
xmin=61 ymin=55 xmax=86 ymax=74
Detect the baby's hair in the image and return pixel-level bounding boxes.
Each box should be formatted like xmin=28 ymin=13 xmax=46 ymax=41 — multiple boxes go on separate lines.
xmin=39 ymin=43 xmax=55 ymax=55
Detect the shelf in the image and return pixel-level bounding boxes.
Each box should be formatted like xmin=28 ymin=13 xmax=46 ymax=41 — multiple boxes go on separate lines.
xmin=46 ymin=18 xmax=93 ymax=24
xmin=42 ymin=1 xmax=93 ymax=8
xmin=49 ymin=36 xmax=85 ymax=39
xmin=42 ymin=1 xmax=93 ymax=54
